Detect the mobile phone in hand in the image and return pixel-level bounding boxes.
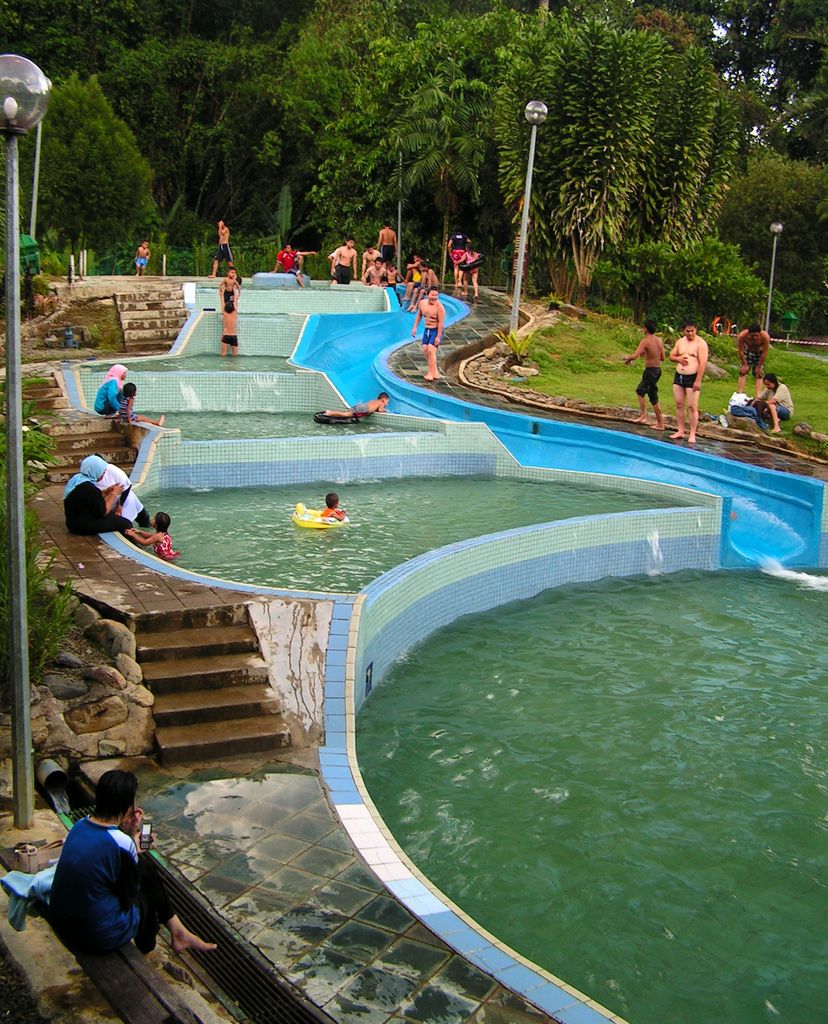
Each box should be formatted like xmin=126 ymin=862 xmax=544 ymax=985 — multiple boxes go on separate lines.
xmin=139 ymin=822 xmax=153 ymax=851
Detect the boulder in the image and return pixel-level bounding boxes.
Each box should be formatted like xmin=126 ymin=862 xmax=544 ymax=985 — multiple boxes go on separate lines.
xmin=83 ymin=664 xmax=128 ymax=691
xmin=74 ymin=602 xmax=100 ymax=629
xmin=65 ymin=696 xmax=128 ymax=735
xmin=559 ymin=302 xmax=588 ymax=320
xmin=810 ymin=430 xmax=828 ymax=443
xmin=115 ymin=653 xmax=143 ymax=686
xmin=55 ymin=651 xmax=84 ymax=670
xmin=84 ymin=619 xmax=136 ymax=659
xmin=98 ymin=739 xmax=126 ymax=757
xmin=793 ymin=423 xmax=811 ymax=436
xmin=703 ymin=362 xmax=729 ymax=380
xmin=42 ymin=673 xmax=89 ymax=701
xmin=128 ymin=684 xmax=155 ymax=709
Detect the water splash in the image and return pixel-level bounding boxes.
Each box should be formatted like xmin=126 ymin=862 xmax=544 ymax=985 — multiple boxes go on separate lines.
xmin=647 ymin=529 xmax=663 ymax=576
xmin=761 ymin=559 xmax=828 ymax=591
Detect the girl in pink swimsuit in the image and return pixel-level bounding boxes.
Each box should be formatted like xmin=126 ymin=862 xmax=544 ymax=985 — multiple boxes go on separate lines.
xmin=125 ymin=512 xmax=180 ymax=561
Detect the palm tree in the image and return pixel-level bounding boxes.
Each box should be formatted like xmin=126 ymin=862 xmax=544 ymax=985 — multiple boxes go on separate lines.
xmin=396 ymin=73 xmax=489 ymax=283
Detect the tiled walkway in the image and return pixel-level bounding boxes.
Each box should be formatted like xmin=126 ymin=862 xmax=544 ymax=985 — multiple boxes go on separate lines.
xmin=134 ymin=760 xmax=554 ymax=1024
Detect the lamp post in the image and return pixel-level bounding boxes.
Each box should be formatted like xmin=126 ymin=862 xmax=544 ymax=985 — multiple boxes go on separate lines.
xmin=1 ymin=54 xmax=51 ymax=828
xmin=509 ymin=99 xmax=547 ymax=335
xmin=764 ymin=221 xmax=784 ymax=334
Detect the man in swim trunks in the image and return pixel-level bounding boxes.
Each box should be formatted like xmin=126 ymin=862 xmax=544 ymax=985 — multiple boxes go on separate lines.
xmin=219 ymin=268 xmax=240 ymax=357
xmin=211 ymin=220 xmax=234 ymax=277
xmin=322 ymin=392 xmax=390 ymax=420
xmin=736 ymin=323 xmax=770 ymax=396
xmin=624 ymin=319 xmax=666 ymax=430
xmin=329 ymin=239 xmax=358 ymax=286
xmin=376 ymin=222 xmax=397 ymax=264
xmin=669 ymin=320 xmax=708 ymax=444
xmin=411 ymin=286 xmax=445 ymax=381
xmin=134 ymin=240 xmax=150 ymax=277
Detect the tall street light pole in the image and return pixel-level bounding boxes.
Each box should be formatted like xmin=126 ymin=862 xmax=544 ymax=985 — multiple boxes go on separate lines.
xmin=509 ymin=100 xmax=547 ymax=335
xmin=764 ymin=221 xmax=784 ymax=334
xmin=1 ymin=54 xmax=51 ymax=828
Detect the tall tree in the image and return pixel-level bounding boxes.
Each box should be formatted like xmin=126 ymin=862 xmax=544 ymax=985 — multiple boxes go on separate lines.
xmin=397 ymin=73 xmax=490 ymax=281
xmin=34 ymin=74 xmax=151 ymax=252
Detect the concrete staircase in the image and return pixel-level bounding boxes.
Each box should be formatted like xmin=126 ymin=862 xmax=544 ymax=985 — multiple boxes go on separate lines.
xmin=115 ymin=288 xmax=187 ymax=354
xmin=135 ymin=606 xmax=291 ymax=764
xmin=23 ymin=372 xmax=70 ymax=412
xmin=44 ymin=416 xmax=137 ymax=484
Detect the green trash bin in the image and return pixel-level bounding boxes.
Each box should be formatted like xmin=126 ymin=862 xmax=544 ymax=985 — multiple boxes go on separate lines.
xmin=780 ymin=311 xmax=799 ymax=337
xmin=19 ymin=234 xmax=41 ymax=275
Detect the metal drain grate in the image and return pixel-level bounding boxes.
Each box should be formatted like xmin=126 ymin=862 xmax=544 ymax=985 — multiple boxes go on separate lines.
xmin=159 ymin=861 xmax=335 ymax=1024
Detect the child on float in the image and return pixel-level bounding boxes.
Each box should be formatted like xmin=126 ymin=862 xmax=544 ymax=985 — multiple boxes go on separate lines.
xmin=320 ymin=493 xmax=347 ymax=521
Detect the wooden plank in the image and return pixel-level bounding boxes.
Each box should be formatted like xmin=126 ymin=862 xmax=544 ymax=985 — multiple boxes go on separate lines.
xmin=75 ymin=945 xmax=203 ymax=1024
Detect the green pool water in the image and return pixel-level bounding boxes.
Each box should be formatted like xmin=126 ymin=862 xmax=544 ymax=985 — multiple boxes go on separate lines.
xmin=143 ymin=477 xmax=675 ymax=592
xmin=357 ymin=569 xmax=828 ymax=1024
xmin=142 ymin=411 xmax=406 ymax=440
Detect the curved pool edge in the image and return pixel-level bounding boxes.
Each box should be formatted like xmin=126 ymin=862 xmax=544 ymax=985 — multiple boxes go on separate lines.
xmin=322 ymin=506 xmax=725 ymax=1024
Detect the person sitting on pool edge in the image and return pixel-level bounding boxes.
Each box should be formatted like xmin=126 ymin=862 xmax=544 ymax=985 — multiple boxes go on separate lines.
xmin=50 ymin=769 xmax=216 ymax=957
xmin=322 ymin=392 xmax=389 ymax=420
xmin=321 ymin=492 xmax=347 ymax=521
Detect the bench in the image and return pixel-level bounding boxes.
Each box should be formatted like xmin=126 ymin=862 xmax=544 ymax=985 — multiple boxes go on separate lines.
xmin=74 ymin=942 xmax=203 ymax=1024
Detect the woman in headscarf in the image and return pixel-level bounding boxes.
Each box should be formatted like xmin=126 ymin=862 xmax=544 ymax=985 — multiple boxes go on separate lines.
xmin=96 ymin=461 xmax=151 ymax=527
xmin=94 ymin=364 xmax=128 ymax=416
xmin=63 ymin=456 xmax=132 ymax=535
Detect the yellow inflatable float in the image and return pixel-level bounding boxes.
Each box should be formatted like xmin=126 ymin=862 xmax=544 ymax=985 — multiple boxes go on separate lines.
xmin=291 ymin=502 xmax=349 ymax=529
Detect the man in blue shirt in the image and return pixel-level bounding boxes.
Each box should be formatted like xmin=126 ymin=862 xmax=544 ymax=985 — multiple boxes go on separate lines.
xmin=50 ymin=770 xmax=216 ymax=956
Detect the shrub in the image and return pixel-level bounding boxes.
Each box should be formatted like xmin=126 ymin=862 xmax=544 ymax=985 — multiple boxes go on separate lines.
xmin=495 ymin=329 xmax=533 ymax=365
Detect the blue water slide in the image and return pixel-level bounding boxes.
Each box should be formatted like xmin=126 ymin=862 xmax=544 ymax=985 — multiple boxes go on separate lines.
xmin=293 ymin=291 xmax=824 ymax=568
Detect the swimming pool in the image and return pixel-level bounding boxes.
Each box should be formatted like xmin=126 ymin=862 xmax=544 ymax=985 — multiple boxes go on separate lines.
xmin=143 ymin=412 xmax=413 ymax=440
xmin=140 ymin=476 xmax=680 ymax=593
xmin=357 ymin=568 xmax=828 ymax=1024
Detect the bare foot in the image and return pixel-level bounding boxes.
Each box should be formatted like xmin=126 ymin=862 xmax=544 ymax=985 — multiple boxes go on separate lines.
xmin=157 ymin=415 xmax=165 ymax=427
xmin=650 ymin=422 xmax=666 ymax=431
xmin=169 ymin=920 xmax=217 ymax=954
xmin=631 ymin=416 xmax=648 ymax=424
xmin=423 ymin=374 xmax=440 ymax=382
xmin=771 ymin=427 xmax=781 ymax=434
xmin=688 ymin=434 xmax=697 ymax=444
xmin=669 ymin=431 xmax=685 ymax=440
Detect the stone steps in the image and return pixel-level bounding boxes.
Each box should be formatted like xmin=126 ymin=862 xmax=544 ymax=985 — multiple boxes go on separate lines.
xmin=154 ymin=716 xmax=290 ymax=764
xmin=140 ymin=652 xmax=270 ymax=695
xmin=43 ymin=418 xmax=137 ymax=481
xmin=133 ymin=604 xmax=289 ymax=763
xmin=152 ymin=684 xmax=281 ymax=728
xmin=115 ymin=289 xmax=186 ymax=356
xmin=137 ymin=624 xmax=259 ymax=662
xmin=23 ymin=375 xmax=70 ymax=412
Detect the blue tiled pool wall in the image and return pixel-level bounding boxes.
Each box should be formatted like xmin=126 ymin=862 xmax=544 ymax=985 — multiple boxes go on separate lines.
xmin=74 ymin=362 xmax=338 ymax=414
xmin=193 ymin=283 xmax=391 ymax=314
xmin=174 ymin=310 xmax=307 ymax=358
xmin=351 ymin=505 xmax=722 ymax=711
xmin=374 ymin=358 xmax=825 ymax=569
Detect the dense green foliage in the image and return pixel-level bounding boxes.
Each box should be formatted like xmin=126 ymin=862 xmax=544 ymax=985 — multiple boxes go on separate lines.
xmin=0 ymin=389 xmax=73 ymax=699
xmin=1 ymin=0 xmax=825 ymax=325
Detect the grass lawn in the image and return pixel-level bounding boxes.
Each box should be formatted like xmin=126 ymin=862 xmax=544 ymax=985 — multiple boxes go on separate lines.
xmin=517 ymin=314 xmax=828 ymax=452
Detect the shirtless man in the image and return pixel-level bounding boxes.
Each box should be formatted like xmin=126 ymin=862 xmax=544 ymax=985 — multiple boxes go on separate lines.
xmin=329 ymin=239 xmax=358 ymax=286
xmin=736 ymin=324 xmax=770 ymax=396
xmin=376 ymin=222 xmax=397 ymax=264
xmin=624 ymin=319 xmax=666 ymax=429
xmin=211 ymin=220 xmax=233 ymax=277
xmin=669 ymin=321 xmax=708 ymax=444
xmin=134 ymin=240 xmax=150 ymax=277
xmin=363 ymin=257 xmax=387 ymax=287
xmin=218 ymin=268 xmax=241 ymax=357
xmin=403 ymin=254 xmax=423 ymax=304
xmin=361 ymin=243 xmax=382 ymax=278
xmin=411 ymin=286 xmax=445 ymax=382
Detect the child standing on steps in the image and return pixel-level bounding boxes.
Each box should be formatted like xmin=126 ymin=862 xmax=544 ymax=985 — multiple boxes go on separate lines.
xmin=126 ymin=512 xmax=180 ymax=560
